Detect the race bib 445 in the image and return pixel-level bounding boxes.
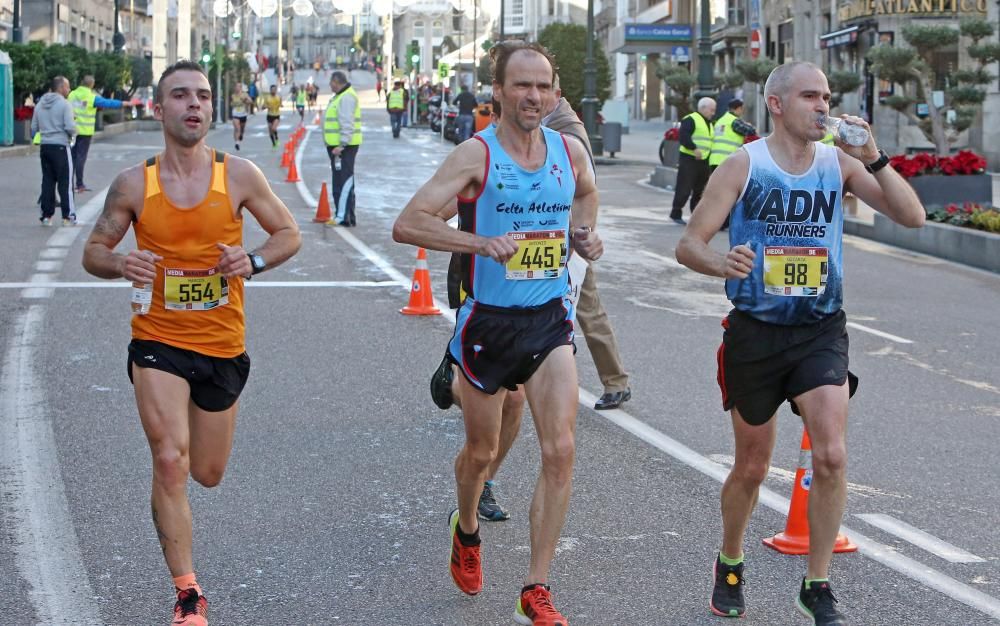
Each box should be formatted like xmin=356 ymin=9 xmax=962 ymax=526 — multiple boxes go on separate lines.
xmin=505 ymin=230 xmax=567 ymax=280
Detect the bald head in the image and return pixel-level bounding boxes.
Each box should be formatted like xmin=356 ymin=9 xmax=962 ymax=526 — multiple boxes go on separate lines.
xmin=763 ymin=62 xmax=824 ymax=103
xmin=82 ymin=75 xmax=95 ymax=88
xmin=697 ymin=97 xmax=716 ymax=119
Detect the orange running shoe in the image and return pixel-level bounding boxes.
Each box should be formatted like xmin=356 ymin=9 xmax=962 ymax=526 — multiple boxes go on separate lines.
xmin=172 ymin=588 xmax=208 ymax=626
xmin=514 ymin=584 xmax=568 ymax=626
xmin=448 ymin=508 xmax=483 ymax=595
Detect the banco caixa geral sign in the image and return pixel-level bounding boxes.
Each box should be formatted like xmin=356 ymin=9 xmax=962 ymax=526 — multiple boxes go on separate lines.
xmin=624 ymin=24 xmax=693 ymax=42
xmin=839 ymin=0 xmax=986 ymax=21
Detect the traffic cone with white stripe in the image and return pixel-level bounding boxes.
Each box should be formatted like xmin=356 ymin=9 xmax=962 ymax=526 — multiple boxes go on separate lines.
xmin=762 ymin=429 xmax=857 ymax=555
xmin=400 ymin=248 xmax=441 ymax=316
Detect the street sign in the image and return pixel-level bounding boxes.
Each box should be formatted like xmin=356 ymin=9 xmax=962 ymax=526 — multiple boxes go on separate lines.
xmin=750 ymin=29 xmax=761 ymax=59
xmin=671 ymin=45 xmax=690 ymax=63
xmin=438 ymin=62 xmax=450 ymax=79
xmin=623 ymin=24 xmax=693 ymax=43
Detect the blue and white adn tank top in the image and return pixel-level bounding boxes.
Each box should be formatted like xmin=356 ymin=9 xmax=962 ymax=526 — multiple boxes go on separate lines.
xmin=456 ymin=125 xmax=577 ymax=308
xmin=726 ymin=139 xmax=844 ymax=325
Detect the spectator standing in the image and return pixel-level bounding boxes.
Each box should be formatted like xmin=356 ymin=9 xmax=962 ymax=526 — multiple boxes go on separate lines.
xmin=323 ymin=71 xmax=362 ymax=226
xmin=453 ymin=84 xmax=477 ymax=142
xmin=31 ymin=76 xmax=77 ymax=226
xmin=386 ymin=80 xmax=408 ymax=139
xmin=67 ymin=75 xmax=126 ymax=193
xmin=670 ymin=97 xmax=716 ymax=225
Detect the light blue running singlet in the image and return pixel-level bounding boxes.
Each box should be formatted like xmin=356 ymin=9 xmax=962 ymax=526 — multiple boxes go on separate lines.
xmin=455 ymin=125 xmax=577 ymax=308
xmin=726 ymin=139 xmax=844 ymax=325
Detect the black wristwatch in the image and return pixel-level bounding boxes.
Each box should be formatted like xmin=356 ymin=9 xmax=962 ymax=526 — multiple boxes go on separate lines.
xmin=865 ymin=149 xmax=890 ymax=174
xmin=248 ymin=253 xmax=266 ymax=275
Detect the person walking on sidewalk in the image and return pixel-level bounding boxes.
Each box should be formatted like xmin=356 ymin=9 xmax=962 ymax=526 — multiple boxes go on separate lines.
xmin=81 ymin=60 xmax=301 ymax=626
xmin=670 ymin=97 xmax=715 ymax=225
xmin=675 ymin=61 xmax=924 ymax=626
xmin=68 ymin=75 xmax=127 ymax=193
xmin=394 ymin=41 xmax=603 ymax=625
xmin=324 ymin=71 xmax=362 ymax=226
xmin=31 ymin=75 xmax=77 ymax=226
xmin=387 ymin=80 xmax=408 ymax=138
xmin=453 ymin=84 xmax=478 ymax=142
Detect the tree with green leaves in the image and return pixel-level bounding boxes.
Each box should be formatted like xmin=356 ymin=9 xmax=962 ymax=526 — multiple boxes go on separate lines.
xmin=91 ymin=52 xmax=132 ymax=98
xmin=0 ymin=41 xmax=46 ymax=105
xmin=826 ymin=70 xmax=863 ymax=110
xmin=656 ymin=62 xmax=696 ymax=118
xmin=537 ymin=23 xmax=611 ymax=112
xmin=867 ymin=18 xmax=1000 ymax=155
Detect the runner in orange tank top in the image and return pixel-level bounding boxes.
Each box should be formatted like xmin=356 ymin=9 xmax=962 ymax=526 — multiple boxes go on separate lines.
xmin=82 ymin=60 xmax=301 ymax=626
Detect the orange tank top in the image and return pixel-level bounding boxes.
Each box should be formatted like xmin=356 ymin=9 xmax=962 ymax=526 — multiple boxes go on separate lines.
xmin=131 ymin=150 xmax=246 ymax=357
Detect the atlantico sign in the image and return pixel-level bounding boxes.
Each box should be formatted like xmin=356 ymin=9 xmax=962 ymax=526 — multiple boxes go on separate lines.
xmin=839 ymin=0 xmax=986 ymax=20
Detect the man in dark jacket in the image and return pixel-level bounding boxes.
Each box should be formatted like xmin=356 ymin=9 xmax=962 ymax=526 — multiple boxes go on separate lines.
xmin=670 ymin=97 xmax=716 ymax=225
xmin=31 ymin=76 xmax=78 ymax=226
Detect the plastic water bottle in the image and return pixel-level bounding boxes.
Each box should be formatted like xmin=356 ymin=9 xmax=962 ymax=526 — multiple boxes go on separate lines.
xmin=822 ymin=115 xmax=869 ymax=147
xmin=334 ymin=155 xmax=342 ymax=171
xmin=131 ymin=282 xmax=152 ymax=315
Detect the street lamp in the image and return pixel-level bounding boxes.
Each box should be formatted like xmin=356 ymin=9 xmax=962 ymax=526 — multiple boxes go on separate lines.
xmin=693 ymin=0 xmax=715 ymax=101
xmin=12 ymin=0 xmax=22 ymax=43
xmin=113 ymin=0 xmax=126 ymax=53
xmin=582 ymin=0 xmax=601 ymax=154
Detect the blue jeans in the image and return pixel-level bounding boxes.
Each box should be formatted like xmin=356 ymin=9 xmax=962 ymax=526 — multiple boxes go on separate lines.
xmin=457 ymin=114 xmax=474 ymax=142
xmin=390 ymin=111 xmax=403 ymax=137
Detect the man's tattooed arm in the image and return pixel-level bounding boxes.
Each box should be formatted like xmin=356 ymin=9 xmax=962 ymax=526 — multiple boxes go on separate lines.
xmin=82 ymin=167 xmax=140 ymax=279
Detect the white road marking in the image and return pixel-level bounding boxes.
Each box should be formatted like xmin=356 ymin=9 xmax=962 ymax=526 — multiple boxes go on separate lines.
xmin=39 ymin=248 xmax=69 ymax=260
xmin=855 ymin=514 xmax=986 ymax=563
xmin=2 ymin=280 xmax=403 ymax=289
xmin=1 ymin=305 xmax=102 ymax=624
xmin=867 ymin=346 xmax=1000 ymax=395
xmin=708 ymin=454 xmax=908 ymax=499
xmin=35 ymin=261 xmax=61 ymax=272
xmin=846 ymin=321 xmax=914 ymax=344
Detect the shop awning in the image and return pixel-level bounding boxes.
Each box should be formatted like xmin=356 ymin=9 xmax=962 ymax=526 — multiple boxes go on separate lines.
xmin=439 ymin=36 xmax=490 ymax=68
xmin=819 ymin=25 xmax=860 ymax=49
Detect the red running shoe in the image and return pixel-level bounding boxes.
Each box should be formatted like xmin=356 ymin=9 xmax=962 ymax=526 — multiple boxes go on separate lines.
xmin=514 ymin=584 xmax=568 ymax=625
xmin=448 ymin=508 xmax=482 ymax=595
xmin=172 ymin=588 xmax=208 ymax=626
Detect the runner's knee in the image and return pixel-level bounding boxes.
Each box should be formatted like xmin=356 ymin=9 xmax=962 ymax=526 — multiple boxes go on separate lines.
xmin=730 ymin=457 xmax=769 ymax=487
xmin=152 ymin=448 xmax=190 ymax=489
xmin=191 ymin=463 xmax=225 ymax=488
xmin=540 ymin=433 xmax=575 ymax=476
xmin=810 ymin=441 xmax=847 ymax=480
xmin=462 ymin=438 xmax=498 ymax=471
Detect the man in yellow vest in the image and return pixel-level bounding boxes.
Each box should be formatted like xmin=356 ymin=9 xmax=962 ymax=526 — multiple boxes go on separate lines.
xmin=386 ymin=79 xmax=408 ymax=138
xmin=708 ymin=98 xmax=756 ymax=172
xmin=68 ymin=75 xmax=126 ymax=192
xmin=324 ymin=70 xmax=362 ymax=226
xmin=670 ymin=96 xmax=715 ymax=225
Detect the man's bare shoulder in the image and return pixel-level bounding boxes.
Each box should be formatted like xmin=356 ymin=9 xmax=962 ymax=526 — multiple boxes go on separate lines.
xmin=110 ymin=162 xmax=147 ymax=208
xmin=714 ymin=149 xmax=750 ymax=188
xmin=448 ymin=135 xmax=488 ymax=170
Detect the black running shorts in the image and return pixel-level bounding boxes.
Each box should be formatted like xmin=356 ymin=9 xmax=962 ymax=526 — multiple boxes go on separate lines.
xmin=448 ymin=297 xmax=574 ymax=394
xmin=127 ymin=339 xmax=251 ymax=412
xmin=266 ymin=114 xmax=280 ymax=124
xmin=717 ymin=309 xmax=858 ymax=426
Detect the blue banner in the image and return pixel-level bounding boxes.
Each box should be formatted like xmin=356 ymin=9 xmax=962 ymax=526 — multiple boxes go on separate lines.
xmin=624 ymin=24 xmax=693 ymax=42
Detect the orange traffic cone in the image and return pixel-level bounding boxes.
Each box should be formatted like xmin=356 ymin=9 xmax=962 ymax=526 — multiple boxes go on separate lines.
xmin=313 ymin=111 xmax=321 ymax=125
xmin=400 ymin=248 xmax=441 ymax=316
xmin=313 ymin=183 xmax=332 ymax=222
xmin=762 ymin=430 xmax=857 ymax=555
xmin=284 ymin=155 xmax=301 ymax=183
xmin=281 ymin=143 xmax=291 ymax=168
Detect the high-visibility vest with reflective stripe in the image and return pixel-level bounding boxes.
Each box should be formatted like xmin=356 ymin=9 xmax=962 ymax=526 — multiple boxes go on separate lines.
xmin=679 ymin=112 xmax=712 ymax=160
xmin=821 ymin=132 xmax=835 ymax=145
xmin=68 ymin=86 xmax=98 ymax=136
xmin=296 ymin=90 xmax=306 ymax=106
xmin=323 ymin=86 xmax=362 ymax=146
xmin=708 ymin=111 xmax=743 ymax=167
xmin=387 ymin=88 xmax=404 ymax=110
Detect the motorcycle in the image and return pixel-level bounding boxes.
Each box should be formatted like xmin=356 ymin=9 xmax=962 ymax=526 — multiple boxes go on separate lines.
xmin=442 ymin=105 xmax=461 ymax=144
xmin=428 ymin=94 xmax=443 ymax=133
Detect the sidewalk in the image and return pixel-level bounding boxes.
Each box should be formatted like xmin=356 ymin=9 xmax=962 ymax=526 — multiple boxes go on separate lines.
xmin=596 ymin=117 xmax=666 ymax=167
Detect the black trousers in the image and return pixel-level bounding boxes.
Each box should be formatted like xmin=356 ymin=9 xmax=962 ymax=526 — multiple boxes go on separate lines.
xmin=40 ymin=144 xmax=75 ymax=220
xmin=671 ymin=153 xmax=710 ymax=219
xmin=71 ymin=134 xmax=92 ymax=188
xmin=327 ymin=144 xmax=358 ymax=225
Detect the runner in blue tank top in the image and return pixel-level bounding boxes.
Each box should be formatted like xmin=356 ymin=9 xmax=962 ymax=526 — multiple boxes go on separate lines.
xmin=676 ymin=61 xmax=926 ymax=626
xmin=393 ymin=41 xmax=602 ymax=626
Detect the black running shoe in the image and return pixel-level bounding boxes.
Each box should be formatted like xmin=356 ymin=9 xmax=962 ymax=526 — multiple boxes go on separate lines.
xmin=430 ymin=353 xmax=454 ymax=410
xmin=797 ymin=579 xmax=847 ymax=625
xmin=710 ymin=554 xmax=746 ymax=618
xmin=477 ymin=481 xmax=510 ymax=521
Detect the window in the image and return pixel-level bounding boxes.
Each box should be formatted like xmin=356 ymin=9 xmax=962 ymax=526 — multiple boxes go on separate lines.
xmin=414 ymin=20 xmax=425 ymax=38
xmin=548 ymin=0 xmax=556 ymax=15
xmin=727 ymin=0 xmax=745 ymax=26
xmin=432 ymin=20 xmax=443 ymax=38
xmin=507 ymin=0 xmax=525 ymax=30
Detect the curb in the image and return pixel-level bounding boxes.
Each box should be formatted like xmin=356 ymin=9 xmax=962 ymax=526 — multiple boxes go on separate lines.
xmin=0 ymin=119 xmax=162 ymax=160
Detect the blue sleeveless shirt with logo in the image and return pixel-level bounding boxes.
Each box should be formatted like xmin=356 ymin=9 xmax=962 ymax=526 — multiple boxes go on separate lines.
xmin=726 ymin=139 xmax=844 ymax=325
xmin=455 ymin=125 xmax=576 ymax=309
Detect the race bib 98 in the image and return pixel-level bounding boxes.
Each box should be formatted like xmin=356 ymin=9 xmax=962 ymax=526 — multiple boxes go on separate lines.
xmin=763 ymin=247 xmax=828 ymax=297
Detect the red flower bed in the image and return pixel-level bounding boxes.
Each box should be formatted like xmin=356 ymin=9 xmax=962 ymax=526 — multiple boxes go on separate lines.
xmin=14 ymin=106 xmax=34 ymax=121
xmin=890 ymin=150 xmax=986 ymax=178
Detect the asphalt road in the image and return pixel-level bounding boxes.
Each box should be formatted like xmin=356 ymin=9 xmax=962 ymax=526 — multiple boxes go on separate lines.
xmin=0 ymin=71 xmax=998 ymax=625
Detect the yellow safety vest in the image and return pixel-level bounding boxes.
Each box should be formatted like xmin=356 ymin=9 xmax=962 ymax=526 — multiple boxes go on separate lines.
xmin=821 ymin=133 xmax=835 ymax=145
xmin=296 ymin=90 xmax=306 ymax=106
xmin=679 ymin=112 xmax=713 ymax=160
xmin=387 ymin=88 xmax=405 ymax=110
xmin=323 ymin=86 xmax=362 ymax=147
xmin=708 ymin=111 xmax=743 ymax=167
xmin=68 ymin=86 xmax=98 ymax=136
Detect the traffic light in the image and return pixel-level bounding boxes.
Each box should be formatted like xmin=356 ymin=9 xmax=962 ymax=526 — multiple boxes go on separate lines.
xmin=201 ymin=38 xmax=211 ymax=65
xmin=350 ymin=46 xmax=356 ymax=54
xmin=231 ymin=30 xmax=241 ymax=40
